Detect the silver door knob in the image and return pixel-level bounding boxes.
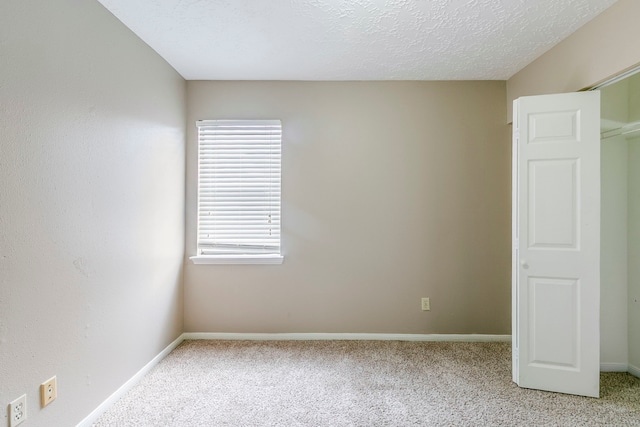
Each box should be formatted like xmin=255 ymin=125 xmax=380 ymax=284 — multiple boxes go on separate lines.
xmin=520 ymin=259 xmax=529 ymax=269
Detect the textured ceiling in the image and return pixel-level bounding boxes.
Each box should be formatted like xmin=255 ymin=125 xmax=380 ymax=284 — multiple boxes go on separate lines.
xmin=96 ymin=0 xmax=618 ymax=81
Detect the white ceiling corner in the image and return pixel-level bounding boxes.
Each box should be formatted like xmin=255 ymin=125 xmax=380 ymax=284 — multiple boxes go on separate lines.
xmin=96 ymin=0 xmax=619 ymax=81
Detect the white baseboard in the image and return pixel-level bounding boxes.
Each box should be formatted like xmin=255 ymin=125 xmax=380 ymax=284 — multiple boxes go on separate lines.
xmin=76 ymin=333 xmax=186 ymax=427
xmin=600 ymin=362 xmax=628 ymax=372
xmin=629 ymin=364 xmax=640 ymax=378
xmin=183 ymin=332 xmax=512 ymax=342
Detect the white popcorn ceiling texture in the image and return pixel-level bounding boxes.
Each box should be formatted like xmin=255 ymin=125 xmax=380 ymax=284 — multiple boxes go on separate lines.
xmin=97 ymin=0 xmax=618 ymax=80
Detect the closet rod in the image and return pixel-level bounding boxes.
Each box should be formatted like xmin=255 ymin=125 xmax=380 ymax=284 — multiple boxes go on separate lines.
xmin=601 ymin=125 xmax=640 ymax=140
xmin=622 ymin=126 xmax=640 ymax=136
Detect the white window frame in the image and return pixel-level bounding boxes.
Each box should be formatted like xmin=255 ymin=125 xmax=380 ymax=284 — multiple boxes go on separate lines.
xmin=190 ymin=119 xmax=283 ymax=265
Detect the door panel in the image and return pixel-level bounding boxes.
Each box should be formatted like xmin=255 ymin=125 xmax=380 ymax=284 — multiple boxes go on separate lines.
xmin=528 ymin=277 xmax=579 ymax=369
xmin=528 ymin=110 xmax=579 ymax=143
xmin=513 ymin=91 xmax=600 ymax=398
xmin=528 ymin=159 xmax=579 ymax=248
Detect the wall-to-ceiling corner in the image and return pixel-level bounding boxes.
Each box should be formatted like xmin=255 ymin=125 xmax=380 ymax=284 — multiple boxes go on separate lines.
xmin=506 ymin=0 xmax=640 ymax=123
xmin=0 ymin=0 xmax=186 ymax=425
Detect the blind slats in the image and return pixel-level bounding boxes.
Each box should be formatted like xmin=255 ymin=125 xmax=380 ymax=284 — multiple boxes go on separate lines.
xmin=196 ymin=119 xmax=282 ymax=256
xmin=198 ymin=216 xmax=280 ymax=221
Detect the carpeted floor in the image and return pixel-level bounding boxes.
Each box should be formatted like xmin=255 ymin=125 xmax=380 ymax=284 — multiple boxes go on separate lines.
xmin=94 ymin=340 xmax=640 ymax=426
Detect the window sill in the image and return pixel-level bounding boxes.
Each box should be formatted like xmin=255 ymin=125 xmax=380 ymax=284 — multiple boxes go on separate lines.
xmin=190 ymin=255 xmax=284 ymax=265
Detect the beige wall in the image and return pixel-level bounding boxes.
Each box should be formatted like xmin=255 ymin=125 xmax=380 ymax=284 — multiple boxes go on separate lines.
xmin=185 ymin=81 xmax=511 ymax=335
xmin=0 ymin=1 xmax=185 ymax=426
xmin=506 ymin=0 xmax=640 ymax=123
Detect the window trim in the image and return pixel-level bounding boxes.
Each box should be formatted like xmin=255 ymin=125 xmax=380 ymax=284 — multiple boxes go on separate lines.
xmin=190 ymin=254 xmax=284 ymax=265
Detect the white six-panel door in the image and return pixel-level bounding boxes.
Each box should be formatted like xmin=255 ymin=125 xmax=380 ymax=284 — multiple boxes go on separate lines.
xmin=512 ymin=91 xmax=600 ymax=398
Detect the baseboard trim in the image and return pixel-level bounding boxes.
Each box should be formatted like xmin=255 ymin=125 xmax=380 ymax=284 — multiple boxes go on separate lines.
xmin=76 ymin=333 xmax=186 ymax=427
xmin=629 ymin=364 xmax=640 ymax=378
xmin=183 ymin=332 xmax=512 ymax=342
xmin=600 ymin=362 xmax=628 ymax=372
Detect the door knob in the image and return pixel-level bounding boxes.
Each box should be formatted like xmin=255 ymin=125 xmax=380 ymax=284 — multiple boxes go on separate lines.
xmin=520 ymin=259 xmax=529 ymax=269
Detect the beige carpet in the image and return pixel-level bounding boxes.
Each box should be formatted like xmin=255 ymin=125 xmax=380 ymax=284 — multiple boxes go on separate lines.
xmin=94 ymin=340 xmax=640 ymax=426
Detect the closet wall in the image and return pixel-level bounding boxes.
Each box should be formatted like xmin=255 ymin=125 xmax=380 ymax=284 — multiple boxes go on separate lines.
xmin=628 ymin=74 xmax=640 ymax=369
xmin=600 ymin=73 xmax=640 ymax=374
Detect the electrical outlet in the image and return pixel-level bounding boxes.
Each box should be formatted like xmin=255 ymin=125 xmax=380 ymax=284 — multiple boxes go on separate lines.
xmin=9 ymin=394 xmax=27 ymax=427
xmin=421 ymin=297 xmax=430 ymax=311
xmin=40 ymin=376 xmax=57 ymax=407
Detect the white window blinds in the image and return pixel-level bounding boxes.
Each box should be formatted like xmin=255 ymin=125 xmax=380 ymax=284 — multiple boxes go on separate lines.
xmin=196 ymin=120 xmax=281 ymax=256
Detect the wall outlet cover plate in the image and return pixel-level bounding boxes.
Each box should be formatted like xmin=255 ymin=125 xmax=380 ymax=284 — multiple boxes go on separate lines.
xmin=9 ymin=394 xmax=27 ymax=427
xmin=41 ymin=376 xmax=57 ymax=407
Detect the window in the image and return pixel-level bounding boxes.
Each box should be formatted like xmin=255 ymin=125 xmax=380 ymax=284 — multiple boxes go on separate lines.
xmin=191 ymin=120 xmax=283 ymax=264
